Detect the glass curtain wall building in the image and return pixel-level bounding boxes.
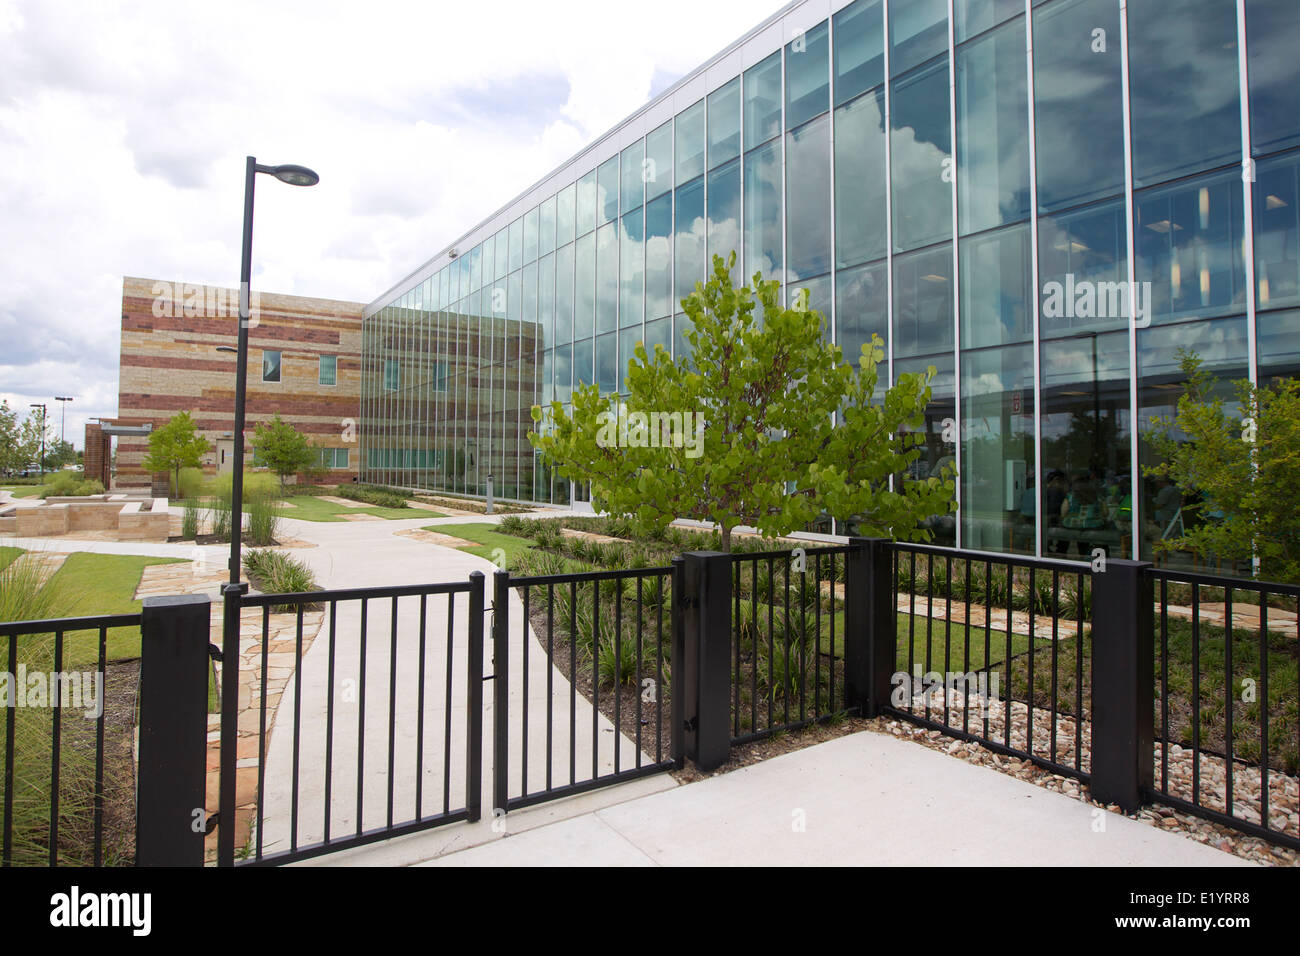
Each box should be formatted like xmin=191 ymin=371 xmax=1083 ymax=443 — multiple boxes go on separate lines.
xmin=361 ymin=0 xmax=1300 ymax=561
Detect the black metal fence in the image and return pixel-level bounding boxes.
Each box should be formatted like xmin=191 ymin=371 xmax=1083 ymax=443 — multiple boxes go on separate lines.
xmin=224 ymin=575 xmax=485 ymax=866
xmin=1 ymin=611 xmax=138 ymax=867
xmin=1147 ymin=568 xmax=1299 ymax=849
xmin=729 ymin=545 xmax=854 ymax=743
xmin=492 ymin=564 xmax=679 ymax=813
xmin=886 ymin=543 xmax=1091 ymax=782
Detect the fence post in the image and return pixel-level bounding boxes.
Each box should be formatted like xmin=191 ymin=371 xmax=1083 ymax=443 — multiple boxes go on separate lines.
xmin=136 ymin=593 xmax=211 ymax=867
xmin=670 ymin=556 xmax=685 ymax=769
xmin=491 ymin=569 xmax=509 ymax=818
xmin=467 ymin=572 xmax=488 ymax=827
xmin=1090 ymin=559 xmax=1154 ymax=813
xmin=466 ymin=571 xmax=485 ymax=823
xmin=844 ymin=537 xmax=895 ymax=717
xmin=680 ymin=551 xmax=730 ymax=771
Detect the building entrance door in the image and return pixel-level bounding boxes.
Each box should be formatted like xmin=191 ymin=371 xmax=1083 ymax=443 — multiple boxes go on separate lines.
xmin=216 ymin=440 xmax=234 ymax=475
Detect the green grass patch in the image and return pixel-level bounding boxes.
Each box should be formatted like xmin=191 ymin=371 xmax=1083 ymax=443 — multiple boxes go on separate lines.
xmin=1 ymin=485 xmax=42 ymax=498
xmin=40 ymin=553 xmax=186 ymax=666
xmin=0 ymin=546 xmax=21 ymax=573
xmin=280 ymin=495 xmax=437 ymax=522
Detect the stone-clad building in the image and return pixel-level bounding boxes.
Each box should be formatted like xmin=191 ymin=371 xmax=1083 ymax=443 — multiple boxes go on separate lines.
xmin=110 ymin=276 xmax=365 ymax=489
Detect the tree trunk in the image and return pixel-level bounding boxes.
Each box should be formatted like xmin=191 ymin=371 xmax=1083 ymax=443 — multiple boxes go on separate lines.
xmin=720 ymin=524 xmax=732 ymax=553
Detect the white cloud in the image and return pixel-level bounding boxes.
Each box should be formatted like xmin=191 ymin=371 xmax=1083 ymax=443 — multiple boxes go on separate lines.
xmin=0 ymin=0 xmax=777 ymax=445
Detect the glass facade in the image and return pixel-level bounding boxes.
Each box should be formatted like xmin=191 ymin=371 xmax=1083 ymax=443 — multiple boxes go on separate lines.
xmin=359 ymin=0 xmax=1299 ymax=561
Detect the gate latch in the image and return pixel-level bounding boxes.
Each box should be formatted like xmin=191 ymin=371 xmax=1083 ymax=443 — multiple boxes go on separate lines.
xmin=208 ymin=644 xmax=224 ymax=663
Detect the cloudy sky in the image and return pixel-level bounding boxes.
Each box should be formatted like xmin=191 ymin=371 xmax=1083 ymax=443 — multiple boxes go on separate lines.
xmin=0 ymin=0 xmax=780 ymax=447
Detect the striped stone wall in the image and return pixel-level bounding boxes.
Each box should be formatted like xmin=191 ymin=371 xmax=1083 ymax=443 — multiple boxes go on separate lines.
xmin=115 ymin=277 xmax=364 ymax=489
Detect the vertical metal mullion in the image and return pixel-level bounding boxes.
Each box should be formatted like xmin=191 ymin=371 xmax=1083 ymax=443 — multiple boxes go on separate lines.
xmin=1119 ymin=0 xmax=1141 ymax=560
xmin=1237 ymin=0 xmax=1262 ymax=578
xmin=948 ymin=0 xmax=963 ymax=550
xmin=1026 ymin=0 xmax=1044 ymax=558
xmin=882 ymin=0 xmax=895 ymax=398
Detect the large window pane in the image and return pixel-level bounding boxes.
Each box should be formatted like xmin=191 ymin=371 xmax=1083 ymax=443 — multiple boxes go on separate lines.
xmin=646 ymin=192 xmax=673 ymax=319
xmin=620 ymin=208 xmax=644 ymax=329
xmin=523 ymin=207 xmax=539 ymax=264
xmin=955 ymin=0 xmax=1022 ymax=42
xmin=538 ymin=252 xmax=555 ymax=348
xmin=1246 ymin=0 xmax=1300 ymax=156
xmin=707 ymin=158 xmax=741 ymax=274
xmin=836 ymin=259 xmax=888 ymax=362
xmin=556 ymin=183 xmax=576 ymax=246
xmin=598 ymin=156 xmax=619 ymax=226
xmin=1038 ymin=198 xmax=1129 ymax=338
xmin=834 ymin=0 xmax=884 ymax=107
xmin=1128 ymin=0 xmax=1240 ymax=188
xmin=676 ymin=176 xmax=706 ymax=303
xmin=1136 ymin=317 xmax=1248 ymax=562
xmin=676 ymin=99 xmax=705 ymax=183
xmin=961 ymin=222 xmax=1031 ymax=348
xmin=1255 ymin=151 xmax=1300 ymax=311
xmin=621 ymin=142 xmax=644 ymax=214
xmin=786 ymin=114 xmax=831 ymax=282
xmin=896 ymin=352 xmax=956 ymax=546
xmin=1033 ymin=0 xmax=1124 ymax=211
xmin=1135 ymin=170 xmax=1247 ymax=325
xmin=644 ymin=316 xmax=672 ymax=357
xmin=786 ymin=20 xmax=829 ymax=129
xmin=744 ymin=140 xmax=782 ymax=282
xmin=891 ymin=60 xmax=952 ymax=252
xmin=596 ymin=333 xmax=617 ymax=393
xmin=835 ymin=89 xmax=888 ymax=268
xmin=961 ymin=343 xmax=1036 ymax=553
xmin=1040 ymin=329 xmax=1132 ymax=558
xmin=554 ymin=343 xmax=572 ymax=403
xmin=575 ymin=232 xmax=595 ymax=339
xmin=509 ymin=217 xmax=523 ymax=273
xmin=573 ymin=337 xmax=594 ymax=388
xmin=596 ymin=222 xmax=617 ymax=333
xmin=744 ymin=52 xmax=782 ymax=150
xmin=554 ymin=243 xmax=574 ymax=345
xmin=617 ymin=331 xmax=640 ymax=394
xmin=956 ymin=17 xmax=1030 ymax=235
xmin=539 ymin=196 xmax=556 ymax=257
xmin=889 ymin=0 xmax=948 ymax=76
xmin=708 ymin=78 xmax=741 ymax=169
xmin=495 ymin=228 xmax=509 ymax=281
xmin=1258 ymin=308 xmax=1300 ymax=380
xmin=577 ymin=170 xmax=597 ymax=236
xmin=646 ymin=120 xmax=673 ymax=200
xmin=893 ymin=243 xmax=954 ymax=357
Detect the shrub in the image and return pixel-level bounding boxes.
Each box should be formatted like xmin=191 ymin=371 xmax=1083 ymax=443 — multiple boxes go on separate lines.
xmin=335 ymin=485 xmax=407 ymax=509
xmin=246 ymin=491 xmax=282 ymax=546
xmin=39 ymin=471 xmax=104 ymax=498
xmin=177 ymin=467 xmax=206 ymax=500
xmin=0 ymin=549 xmax=58 ymax=623
xmin=242 ymin=549 xmax=319 ymax=611
xmin=181 ymin=497 xmax=200 ymax=539
xmin=209 ymin=493 xmax=232 ymax=541
xmin=207 ymin=470 xmax=281 ymax=503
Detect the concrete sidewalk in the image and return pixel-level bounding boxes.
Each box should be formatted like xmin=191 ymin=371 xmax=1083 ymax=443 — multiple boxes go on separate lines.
xmin=414 ymin=731 xmax=1248 ymax=867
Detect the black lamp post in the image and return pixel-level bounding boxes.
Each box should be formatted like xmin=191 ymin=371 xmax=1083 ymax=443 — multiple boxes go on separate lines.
xmin=55 ymin=396 xmax=73 ymax=447
xmin=218 ymin=156 xmax=317 ymax=867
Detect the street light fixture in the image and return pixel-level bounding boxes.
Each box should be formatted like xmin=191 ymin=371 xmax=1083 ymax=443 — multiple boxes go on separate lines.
xmin=219 ymin=155 xmax=317 ymax=868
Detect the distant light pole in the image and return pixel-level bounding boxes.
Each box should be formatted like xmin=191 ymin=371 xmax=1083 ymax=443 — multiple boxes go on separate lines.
xmin=55 ymin=396 xmax=73 ymax=446
xmin=29 ymin=403 xmax=46 ymax=477
xmin=219 ymin=156 xmax=318 ymax=869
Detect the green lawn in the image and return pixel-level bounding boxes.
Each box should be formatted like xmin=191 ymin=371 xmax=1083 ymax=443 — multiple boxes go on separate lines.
xmin=281 ymin=495 xmax=440 ymax=522
xmin=0 ymin=546 xmax=21 ymax=573
xmin=40 ymin=553 xmax=187 ymax=665
xmin=1 ymin=485 xmax=42 ymax=498
xmin=422 ymin=522 xmax=542 ymax=566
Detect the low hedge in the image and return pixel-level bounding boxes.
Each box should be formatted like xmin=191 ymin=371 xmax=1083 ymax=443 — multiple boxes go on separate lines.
xmin=334 ymin=485 xmax=407 ymax=509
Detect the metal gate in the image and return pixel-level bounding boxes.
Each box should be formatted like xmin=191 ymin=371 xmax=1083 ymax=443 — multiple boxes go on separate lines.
xmin=489 ymin=565 xmax=682 ymax=814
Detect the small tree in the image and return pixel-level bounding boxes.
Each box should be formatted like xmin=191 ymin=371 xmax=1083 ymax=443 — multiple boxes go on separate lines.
xmin=250 ymin=414 xmax=315 ymax=490
xmin=0 ymin=401 xmax=33 ymax=474
xmin=530 ymin=253 xmax=955 ymax=551
xmin=142 ymin=411 xmax=209 ymax=496
xmin=1145 ymin=350 xmax=1300 ymax=583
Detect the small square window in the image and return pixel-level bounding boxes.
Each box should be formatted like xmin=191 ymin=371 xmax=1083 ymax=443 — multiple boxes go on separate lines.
xmin=262 ymin=350 xmax=281 ymax=383
xmin=319 ymin=354 xmax=337 ymax=386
